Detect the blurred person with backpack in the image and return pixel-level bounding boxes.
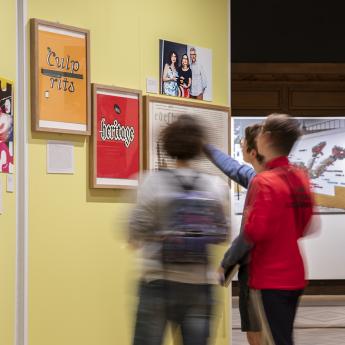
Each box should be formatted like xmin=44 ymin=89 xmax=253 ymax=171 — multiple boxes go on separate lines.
xmin=129 ymin=115 xmax=228 ymax=345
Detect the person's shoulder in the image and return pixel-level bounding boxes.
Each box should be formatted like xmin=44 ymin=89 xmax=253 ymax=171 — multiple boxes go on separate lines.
xmin=198 ymin=173 xmax=228 ymax=197
xmin=251 ymin=171 xmax=274 ymax=189
xmin=139 ymin=170 xmax=167 ymax=185
xmin=198 ymin=172 xmax=218 ymax=183
xmin=290 ymin=165 xmax=312 ymax=188
xmin=252 ymin=170 xmax=270 ymax=181
xmin=290 ymin=164 xmax=309 ymax=178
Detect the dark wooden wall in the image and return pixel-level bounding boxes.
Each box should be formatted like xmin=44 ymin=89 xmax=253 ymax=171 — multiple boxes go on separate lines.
xmin=231 ymin=63 xmax=345 ymax=295
xmin=232 ymin=63 xmax=345 ymax=116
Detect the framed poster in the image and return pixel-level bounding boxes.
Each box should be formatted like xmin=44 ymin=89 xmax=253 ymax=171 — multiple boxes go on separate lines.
xmin=91 ymin=84 xmax=142 ymax=189
xmin=159 ymin=40 xmax=212 ymax=101
xmin=30 ymin=18 xmax=91 ymax=135
xmin=232 ymin=116 xmax=345 ymax=214
xmin=0 ymin=77 xmax=14 ymax=173
xmin=145 ymin=96 xmax=230 ymax=179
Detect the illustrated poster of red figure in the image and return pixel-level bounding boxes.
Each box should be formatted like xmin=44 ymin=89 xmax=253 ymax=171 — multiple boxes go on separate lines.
xmin=0 ymin=78 xmax=14 ymax=173
xmin=94 ymin=87 xmax=141 ymax=188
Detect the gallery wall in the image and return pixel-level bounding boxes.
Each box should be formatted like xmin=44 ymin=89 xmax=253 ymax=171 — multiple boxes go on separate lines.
xmin=26 ymin=1 xmax=230 ymax=345
xmin=0 ymin=0 xmax=16 ymax=344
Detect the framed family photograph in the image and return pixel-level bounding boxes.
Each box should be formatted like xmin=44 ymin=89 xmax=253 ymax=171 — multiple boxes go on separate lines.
xmin=232 ymin=116 xmax=345 ymax=214
xmin=91 ymin=84 xmax=142 ymax=189
xmin=30 ymin=18 xmax=91 ymax=135
xmin=0 ymin=77 xmax=14 ymax=173
xmin=159 ymin=40 xmax=212 ymax=102
xmin=144 ymin=96 xmax=229 ymax=179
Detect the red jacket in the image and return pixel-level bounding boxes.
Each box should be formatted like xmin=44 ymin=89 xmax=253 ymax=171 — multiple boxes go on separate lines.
xmin=244 ymin=156 xmax=314 ymax=290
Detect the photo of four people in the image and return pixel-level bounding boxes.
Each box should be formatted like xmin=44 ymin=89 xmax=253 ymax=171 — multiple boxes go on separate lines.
xmin=159 ymin=40 xmax=212 ymax=101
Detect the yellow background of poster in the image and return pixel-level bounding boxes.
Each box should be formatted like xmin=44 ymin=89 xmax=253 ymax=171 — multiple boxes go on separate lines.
xmin=38 ymin=29 xmax=86 ymax=124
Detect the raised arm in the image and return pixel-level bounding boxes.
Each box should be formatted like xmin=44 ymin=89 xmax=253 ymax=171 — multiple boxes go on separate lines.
xmin=205 ymin=144 xmax=256 ymax=188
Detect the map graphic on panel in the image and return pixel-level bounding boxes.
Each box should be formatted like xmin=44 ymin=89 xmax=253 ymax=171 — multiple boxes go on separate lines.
xmin=232 ymin=117 xmax=345 ymax=214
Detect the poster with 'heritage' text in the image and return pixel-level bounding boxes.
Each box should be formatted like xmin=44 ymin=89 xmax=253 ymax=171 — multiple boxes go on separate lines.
xmin=91 ymin=85 xmax=142 ymax=189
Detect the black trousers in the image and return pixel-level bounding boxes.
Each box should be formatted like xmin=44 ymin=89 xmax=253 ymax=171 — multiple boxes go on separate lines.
xmin=259 ymin=289 xmax=303 ymax=345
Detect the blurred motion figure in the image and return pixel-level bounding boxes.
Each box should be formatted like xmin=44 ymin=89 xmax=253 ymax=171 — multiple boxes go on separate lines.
xmin=129 ymin=115 xmax=228 ymax=345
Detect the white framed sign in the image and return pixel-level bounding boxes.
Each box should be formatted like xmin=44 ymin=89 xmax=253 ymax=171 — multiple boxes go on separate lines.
xmin=232 ymin=116 xmax=345 ymax=214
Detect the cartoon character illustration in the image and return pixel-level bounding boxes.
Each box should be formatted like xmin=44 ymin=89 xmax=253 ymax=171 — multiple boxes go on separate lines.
xmin=0 ymin=78 xmax=14 ymax=173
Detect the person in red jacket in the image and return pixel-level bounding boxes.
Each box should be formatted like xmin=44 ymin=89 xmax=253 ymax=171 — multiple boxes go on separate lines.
xmin=243 ymin=114 xmax=315 ymax=345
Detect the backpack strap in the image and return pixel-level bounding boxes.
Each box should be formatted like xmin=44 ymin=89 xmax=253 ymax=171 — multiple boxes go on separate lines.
xmin=175 ymin=173 xmax=200 ymax=191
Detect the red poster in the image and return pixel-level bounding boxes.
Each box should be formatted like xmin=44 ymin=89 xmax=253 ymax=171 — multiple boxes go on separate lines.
xmin=92 ymin=85 xmax=141 ymax=188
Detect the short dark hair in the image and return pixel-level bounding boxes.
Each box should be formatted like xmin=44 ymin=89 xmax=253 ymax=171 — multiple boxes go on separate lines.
xmin=162 ymin=115 xmax=205 ymax=160
xmin=262 ymin=114 xmax=301 ymax=155
xmin=245 ymin=124 xmax=264 ymax=163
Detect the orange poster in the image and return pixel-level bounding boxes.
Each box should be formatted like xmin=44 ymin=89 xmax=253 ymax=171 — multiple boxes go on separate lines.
xmin=31 ymin=19 xmax=90 ymax=134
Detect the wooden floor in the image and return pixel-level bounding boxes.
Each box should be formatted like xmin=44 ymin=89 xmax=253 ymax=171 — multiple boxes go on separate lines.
xmin=232 ymin=328 xmax=345 ymax=345
xmin=231 ymin=296 xmax=345 ymax=345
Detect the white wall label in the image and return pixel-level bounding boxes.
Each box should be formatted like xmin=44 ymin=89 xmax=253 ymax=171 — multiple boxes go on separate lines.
xmin=47 ymin=141 xmax=74 ymax=174
xmin=146 ymin=77 xmax=159 ymax=94
xmin=6 ymin=174 xmax=14 ymax=192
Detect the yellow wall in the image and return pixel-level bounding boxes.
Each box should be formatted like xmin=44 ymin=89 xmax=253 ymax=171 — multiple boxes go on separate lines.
xmin=28 ymin=1 xmax=229 ymax=345
xmin=0 ymin=0 xmax=16 ymax=344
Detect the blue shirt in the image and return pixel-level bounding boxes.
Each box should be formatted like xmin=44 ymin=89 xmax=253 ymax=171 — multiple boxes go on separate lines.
xmin=205 ymin=144 xmax=256 ymax=188
xmin=205 ymin=144 xmax=256 ymax=272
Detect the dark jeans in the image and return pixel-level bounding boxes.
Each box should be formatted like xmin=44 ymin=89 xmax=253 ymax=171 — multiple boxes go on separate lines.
xmin=261 ymin=289 xmax=303 ymax=345
xmin=132 ymin=280 xmax=213 ymax=345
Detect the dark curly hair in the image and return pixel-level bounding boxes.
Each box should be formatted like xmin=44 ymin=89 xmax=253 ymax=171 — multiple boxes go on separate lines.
xmin=245 ymin=124 xmax=264 ymax=163
xmin=162 ymin=115 xmax=205 ymax=160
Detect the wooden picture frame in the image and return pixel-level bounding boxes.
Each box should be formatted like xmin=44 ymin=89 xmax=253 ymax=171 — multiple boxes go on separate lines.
xmin=30 ymin=18 xmax=91 ymax=135
xmin=144 ymin=96 xmax=230 ymax=177
xmin=91 ymin=84 xmax=142 ymax=189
